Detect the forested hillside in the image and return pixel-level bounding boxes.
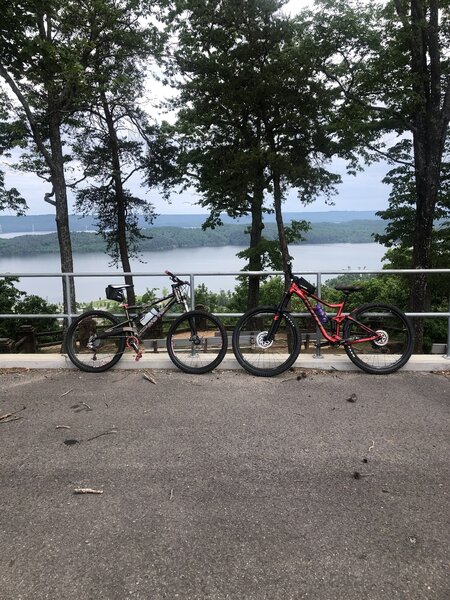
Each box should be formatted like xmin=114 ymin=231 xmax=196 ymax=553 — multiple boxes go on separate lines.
xmin=0 ymin=211 xmax=379 ymax=233
xmin=0 ymin=220 xmax=386 ymax=257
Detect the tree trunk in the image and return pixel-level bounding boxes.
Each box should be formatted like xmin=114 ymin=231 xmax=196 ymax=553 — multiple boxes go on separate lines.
xmin=48 ymin=116 xmax=76 ymax=319
xmin=101 ymin=92 xmax=136 ymax=305
xmin=272 ymin=169 xmax=290 ymax=290
xmin=409 ymin=143 xmax=439 ymax=351
xmin=407 ymin=0 xmax=447 ymax=352
xmin=246 ymin=170 xmax=265 ymax=310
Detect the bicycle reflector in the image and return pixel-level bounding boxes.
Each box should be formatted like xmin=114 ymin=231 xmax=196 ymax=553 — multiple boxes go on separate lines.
xmin=105 ymin=285 xmax=125 ymax=302
xmin=293 ymin=276 xmax=316 ymax=294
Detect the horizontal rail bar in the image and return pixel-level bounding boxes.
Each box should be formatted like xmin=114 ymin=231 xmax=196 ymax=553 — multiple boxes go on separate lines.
xmin=1 ymin=268 xmax=450 ymax=277
xmin=1 ymin=268 xmax=449 ymax=363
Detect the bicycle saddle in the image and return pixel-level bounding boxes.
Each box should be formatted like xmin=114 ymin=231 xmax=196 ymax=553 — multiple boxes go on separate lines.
xmin=107 ymin=284 xmax=133 ymax=290
xmin=334 ymin=285 xmax=363 ymax=294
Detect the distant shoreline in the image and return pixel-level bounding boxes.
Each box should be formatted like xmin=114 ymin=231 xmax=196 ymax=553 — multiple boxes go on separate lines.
xmin=0 ymin=210 xmax=381 ymax=234
xmin=0 ymin=220 xmax=386 ymax=258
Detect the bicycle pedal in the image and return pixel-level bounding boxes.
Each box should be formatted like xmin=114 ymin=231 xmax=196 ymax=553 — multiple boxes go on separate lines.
xmin=135 ymin=350 xmax=143 ymax=362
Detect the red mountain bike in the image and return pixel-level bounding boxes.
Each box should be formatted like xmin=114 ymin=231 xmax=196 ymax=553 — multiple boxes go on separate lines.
xmin=232 ymin=262 xmax=414 ymax=376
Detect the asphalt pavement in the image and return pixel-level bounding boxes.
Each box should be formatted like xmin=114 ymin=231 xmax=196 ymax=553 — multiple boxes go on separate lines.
xmin=0 ymin=367 xmax=449 ymax=600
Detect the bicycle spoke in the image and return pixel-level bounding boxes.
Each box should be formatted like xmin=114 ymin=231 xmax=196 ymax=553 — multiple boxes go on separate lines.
xmin=167 ymin=311 xmax=227 ymax=374
xmin=232 ymin=307 xmax=300 ymax=377
xmin=66 ymin=311 xmax=126 ymax=373
xmin=343 ymin=304 xmax=413 ymax=374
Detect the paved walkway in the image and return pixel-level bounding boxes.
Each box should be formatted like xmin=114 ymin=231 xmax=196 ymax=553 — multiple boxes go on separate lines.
xmin=1 ymin=367 xmax=449 ymax=599
xmin=0 ymin=351 xmax=449 ymax=371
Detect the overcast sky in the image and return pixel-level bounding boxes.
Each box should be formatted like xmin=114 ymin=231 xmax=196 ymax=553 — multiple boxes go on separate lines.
xmin=1 ymin=0 xmax=391 ymax=216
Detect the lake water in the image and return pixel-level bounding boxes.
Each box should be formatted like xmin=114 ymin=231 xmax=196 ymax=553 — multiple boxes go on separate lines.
xmin=0 ymin=243 xmax=387 ymax=304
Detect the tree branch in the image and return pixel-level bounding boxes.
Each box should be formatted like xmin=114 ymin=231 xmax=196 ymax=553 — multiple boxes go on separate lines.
xmin=0 ymin=66 xmax=53 ymax=168
xmin=44 ymin=191 xmax=56 ymax=206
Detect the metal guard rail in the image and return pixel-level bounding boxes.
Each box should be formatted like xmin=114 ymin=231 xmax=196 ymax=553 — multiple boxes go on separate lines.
xmin=1 ymin=268 xmax=449 ymax=358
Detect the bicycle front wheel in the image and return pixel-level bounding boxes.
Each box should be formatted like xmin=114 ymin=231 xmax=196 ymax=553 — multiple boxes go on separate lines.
xmin=232 ymin=306 xmax=301 ymax=377
xmin=167 ymin=310 xmax=228 ymax=374
xmin=65 ymin=310 xmax=126 ymax=373
xmin=343 ymin=303 xmax=414 ymax=374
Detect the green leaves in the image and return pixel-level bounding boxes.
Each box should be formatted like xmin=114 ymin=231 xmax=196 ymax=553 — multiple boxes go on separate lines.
xmin=0 ymin=172 xmax=27 ymax=215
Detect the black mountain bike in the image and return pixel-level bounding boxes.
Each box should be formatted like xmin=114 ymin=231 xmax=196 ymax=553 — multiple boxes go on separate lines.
xmin=232 ymin=261 xmax=414 ymax=376
xmin=65 ymin=270 xmax=227 ymax=374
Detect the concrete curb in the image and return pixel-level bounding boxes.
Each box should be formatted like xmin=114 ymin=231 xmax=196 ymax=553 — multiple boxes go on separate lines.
xmin=0 ymin=353 xmax=448 ymax=371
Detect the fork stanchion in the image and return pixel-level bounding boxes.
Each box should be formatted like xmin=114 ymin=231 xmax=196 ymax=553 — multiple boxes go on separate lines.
xmin=315 ymin=272 xmax=323 ymax=359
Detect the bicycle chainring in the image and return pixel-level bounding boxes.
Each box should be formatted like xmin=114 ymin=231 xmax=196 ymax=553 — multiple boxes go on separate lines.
xmin=126 ymin=336 xmax=140 ymax=351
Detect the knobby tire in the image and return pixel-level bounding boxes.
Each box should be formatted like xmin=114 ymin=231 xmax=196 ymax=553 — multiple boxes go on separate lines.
xmin=343 ymin=302 xmax=413 ymax=374
xmin=232 ymin=306 xmax=301 ymax=377
xmin=65 ymin=310 xmax=126 ymax=373
xmin=167 ymin=310 xmax=228 ymax=374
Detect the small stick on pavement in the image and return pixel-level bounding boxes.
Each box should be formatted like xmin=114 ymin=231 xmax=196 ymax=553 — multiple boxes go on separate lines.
xmin=0 ymin=405 xmax=26 ymax=423
xmin=368 ymin=440 xmax=375 ymax=452
xmin=85 ymin=428 xmax=117 ymax=442
xmin=143 ymin=370 xmax=157 ymax=384
xmin=0 ymin=415 xmax=23 ymax=424
xmin=60 ymin=389 xmax=74 ymax=397
xmin=169 ymin=488 xmax=174 ymax=501
xmin=55 ymin=425 xmax=71 ymax=430
xmin=353 ymin=471 xmax=374 ymax=479
xmin=73 ymin=488 xmax=103 ymax=495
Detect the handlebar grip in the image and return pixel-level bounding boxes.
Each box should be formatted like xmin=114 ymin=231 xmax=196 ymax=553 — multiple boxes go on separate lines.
xmin=164 ymin=269 xmax=175 ymax=279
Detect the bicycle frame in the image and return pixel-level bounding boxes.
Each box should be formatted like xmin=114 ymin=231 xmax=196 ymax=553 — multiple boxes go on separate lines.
xmin=94 ymin=284 xmax=189 ymax=341
xmin=268 ymin=279 xmax=382 ymax=348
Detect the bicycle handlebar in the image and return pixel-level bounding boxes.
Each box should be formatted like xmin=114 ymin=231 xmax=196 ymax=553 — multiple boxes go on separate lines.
xmin=164 ymin=270 xmax=189 ymax=285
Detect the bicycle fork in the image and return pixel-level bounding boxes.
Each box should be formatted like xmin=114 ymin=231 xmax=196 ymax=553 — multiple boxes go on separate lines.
xmin=265 ymin=293 xmax=292 ymax=341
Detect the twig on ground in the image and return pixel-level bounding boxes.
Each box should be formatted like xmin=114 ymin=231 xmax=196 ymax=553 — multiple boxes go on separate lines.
xmin=0 ymin=405 xmax=26 ymax=423
xmin=0 ymin=415 xmax=23 ymax=424
xmin=143 ymin=370 xmax=157 ymax=384
xmin=85 ymin=428 xmax=117 ymax=442
xmin=353 ymin=471 xmax=374 ymax=479
xmin=60 ymin=389 xmax=74 ymax=397
xmin=73 ymin=488 xmax=103 ymax=495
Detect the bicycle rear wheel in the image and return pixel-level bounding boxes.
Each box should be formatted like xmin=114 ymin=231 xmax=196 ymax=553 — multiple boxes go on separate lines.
xmin=65 ymin=310 xmax=126 ymax=373
xmin=167 ymin=310 xmax=228 ymax=374
xmin=343 ymin=303 xmax=414 ymax=374
xmin=232 ymin=306 xmax=301 ymax=377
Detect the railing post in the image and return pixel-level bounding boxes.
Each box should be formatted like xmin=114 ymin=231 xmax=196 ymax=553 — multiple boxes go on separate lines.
xmin=446 ymin=293 xmax=450 ymax=359
xmin=190 ymin=274 xmax=195 ymax=311
xmin=314 ymin=272 xmax=323 ymax=359
xmin=64 ymin=273 xmax=73 ymax=324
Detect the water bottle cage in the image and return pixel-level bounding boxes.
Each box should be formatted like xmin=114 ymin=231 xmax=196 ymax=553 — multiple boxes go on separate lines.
xmin=314 ymin=305 xmax=328 ymax=325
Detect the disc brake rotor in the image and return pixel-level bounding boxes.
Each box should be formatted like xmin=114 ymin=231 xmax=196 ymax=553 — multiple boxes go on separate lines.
xmin=256 ymin=331 xmax=273 ymax=349
xmin=373 ymin=329 xmax=389 ymax=347
xmin=87 ymin=335 xmax=101 ymax=350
